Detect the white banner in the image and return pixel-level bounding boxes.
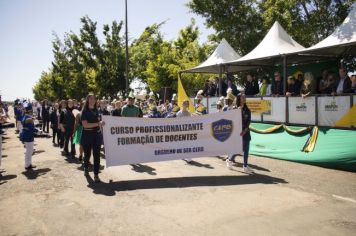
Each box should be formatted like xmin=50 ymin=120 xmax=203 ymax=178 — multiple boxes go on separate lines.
xmin=288 ymin=97 xmax=316 ymax=125
xmin=246 ymin=97 xmax=263 ymax=122
xmin=102 ymin=110 xmax=242 ymax=167
xmin=262 ymin=97 xmax=286 ymax=123
xmin=318 ymin=96 xmax=351 ymax=126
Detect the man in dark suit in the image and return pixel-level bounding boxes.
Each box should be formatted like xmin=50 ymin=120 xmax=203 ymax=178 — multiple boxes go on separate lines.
xmin=244 ymin=74 xmax=259 ymax=96
xmin=333 ymin=67 xmax=352 ymax=95
xmin=214 ymin=77 xmax=227 ymax=97
xmin=271 ymin=72 xmax=284 ymax=96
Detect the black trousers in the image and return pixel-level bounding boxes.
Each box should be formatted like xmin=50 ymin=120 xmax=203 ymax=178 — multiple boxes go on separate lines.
xmin=82 ymin=130 xmax=101 ymax=175
xmin=58 ymin=129 xmax=64 ymax=148
xmin=42 ymin=119 xmax=50 ymax=133
xmin=52 ymin=127 xmax=59 ymax=144
xmin=64 ymin=131 xmax=75 ymax=155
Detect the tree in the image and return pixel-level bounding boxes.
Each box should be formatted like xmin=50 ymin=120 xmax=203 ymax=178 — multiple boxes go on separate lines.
xmin=187 ymin=0 xmax=354 ymax=50
xmin=33 ymin=16 xmax=126 ymax=100
xmin=129 ymin=23 xmax=165 ymax=84
xmin=187 ymin=0 xmax=264 ymax=55
xmin=134 ymin=20 xmax=211 ymax=96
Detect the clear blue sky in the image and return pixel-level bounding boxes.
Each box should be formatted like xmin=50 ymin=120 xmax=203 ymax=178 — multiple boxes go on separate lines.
xmin=0 ymin=0 xmax=214 ymax=101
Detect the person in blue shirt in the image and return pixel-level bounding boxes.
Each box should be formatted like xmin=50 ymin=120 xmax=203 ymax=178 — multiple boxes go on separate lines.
xmin=20 ymin=102 xmax=40 ymax=170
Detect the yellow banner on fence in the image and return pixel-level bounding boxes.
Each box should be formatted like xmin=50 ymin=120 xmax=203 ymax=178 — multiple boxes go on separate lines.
xmin=246 ymin=100 xmax=271 ymax=114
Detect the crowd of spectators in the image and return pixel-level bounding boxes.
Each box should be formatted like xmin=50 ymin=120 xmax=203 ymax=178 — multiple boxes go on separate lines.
xmin=200 ymin=66 xmax=356 ymax=98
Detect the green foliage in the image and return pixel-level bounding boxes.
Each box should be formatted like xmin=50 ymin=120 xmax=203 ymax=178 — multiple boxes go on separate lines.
xmin=187 ymin=0 xmax=354 ymax=50
xmin=187 ymin=0 xmax=264 ymax=55
xmin=130 ymin=20 xmax=211 ymax=96
xmin=33 ymin=16 xmax=126 ymax=101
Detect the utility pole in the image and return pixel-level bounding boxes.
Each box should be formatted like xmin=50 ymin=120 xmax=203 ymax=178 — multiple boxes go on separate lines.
xmin=125 ymin=0 xmax=129 ymax=95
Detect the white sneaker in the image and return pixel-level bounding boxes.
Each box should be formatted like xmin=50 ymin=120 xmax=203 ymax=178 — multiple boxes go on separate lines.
xmin=243 ymin=166 xmax=254 ymax=174
xmin=226 ymin=159 xmax=233 ymax=170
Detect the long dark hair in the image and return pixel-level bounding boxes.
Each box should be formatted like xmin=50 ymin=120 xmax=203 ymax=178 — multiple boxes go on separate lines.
xmin=83 ymin=94 xmax=97 ymax=112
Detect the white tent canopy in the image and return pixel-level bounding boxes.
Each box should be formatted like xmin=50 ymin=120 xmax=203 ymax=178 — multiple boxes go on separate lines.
xmin=226 ymin=21 xmax=305 ymax=66
xmin=182 ymin=38 xmax=243 ymax=73
xmin=297 ymin=3 xmax=356 ymax=56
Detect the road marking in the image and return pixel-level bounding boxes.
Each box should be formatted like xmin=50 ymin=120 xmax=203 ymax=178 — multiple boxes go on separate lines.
xmin=332 ymin=194 xmax=356 ymax=204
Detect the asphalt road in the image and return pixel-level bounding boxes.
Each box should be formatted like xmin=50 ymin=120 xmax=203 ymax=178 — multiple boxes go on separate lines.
xmin=1 ymin=124 xmax=356 ymax=236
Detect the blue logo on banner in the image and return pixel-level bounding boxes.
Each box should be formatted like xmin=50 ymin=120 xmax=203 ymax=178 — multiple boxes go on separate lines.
xmin=212 ymin=119 xmax=233 ymax=142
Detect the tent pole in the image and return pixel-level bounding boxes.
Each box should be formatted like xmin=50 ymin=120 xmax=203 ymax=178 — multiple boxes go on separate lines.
xmin=283 ymin=55 xmax=287 ymax=94
xmin=219 ymin=65 xmax=222 ymax=96
xmin=283 ymin=55 xmax=289 ymax=124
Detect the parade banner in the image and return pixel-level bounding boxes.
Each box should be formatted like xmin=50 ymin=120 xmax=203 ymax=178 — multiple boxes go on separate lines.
xmin=102 ymin=110 xmax=242 ymax=167
xmin=318 ymin=96 xmax=351 ymax=127
xmin=288 ymin=97 xmax=316 ymax=125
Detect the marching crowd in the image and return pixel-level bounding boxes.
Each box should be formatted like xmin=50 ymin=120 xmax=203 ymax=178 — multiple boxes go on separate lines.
xmin=1 ymin=66 xmax=355 ymax=182
xmin=0 ymin=87 xmax=253 ymax=183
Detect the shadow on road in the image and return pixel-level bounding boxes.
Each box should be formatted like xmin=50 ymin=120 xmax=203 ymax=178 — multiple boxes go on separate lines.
xmin=0 ymin=172 xmax=17 ymax=185
xmin=21 ymin=168 xmax=51 ymax=180
xmin=85 ymin=174 xmax=288 ymax=196
xmin=187 ymin=160 xmax=214 ymax=169
xmin=33 ymin=150 xmax=45 ymax=155
xmin=64 ymin=156 xmax=82 ymax=165
xmin=130 ymin=164 xmax=157 ymax=175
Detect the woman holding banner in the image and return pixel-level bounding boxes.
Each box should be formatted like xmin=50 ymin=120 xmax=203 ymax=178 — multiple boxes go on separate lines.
xmin=177 ymin=99 xmax=193 ymax=163
xmin=81 ymin=93 xmax=104 ymax=183
xmin=225 ymin=93 xmax=254 ymax=174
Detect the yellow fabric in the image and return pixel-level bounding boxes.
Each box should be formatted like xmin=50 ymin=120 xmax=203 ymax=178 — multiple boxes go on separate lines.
xmin=283 ymin=125 xmax=311 ymax=134
xmin=335 ymin=105 xmax=356 ymax=127
xmin=196 ymin=104 xmax=207 ymax=113
xmin=178 ymin=77 xmax=195 ymax=113
xmin=303 ymin=126 xmax=319 ymax=152
xmin=249 ymin=124 xmax=283 ymax=133
xmin=172 ymin=105 xmax=180 ymax=113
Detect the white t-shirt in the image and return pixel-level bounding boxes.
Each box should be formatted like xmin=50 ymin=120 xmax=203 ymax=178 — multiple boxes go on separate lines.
xmin=176 ymin=110 xmax=191 ymax=117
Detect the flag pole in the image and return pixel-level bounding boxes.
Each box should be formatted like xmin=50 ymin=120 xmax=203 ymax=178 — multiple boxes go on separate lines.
xmin=125 ymin=0 xmax=129 ymax=95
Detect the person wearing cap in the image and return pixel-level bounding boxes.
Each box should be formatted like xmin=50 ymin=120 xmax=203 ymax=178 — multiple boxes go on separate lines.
xmin=20 ymin=102 xmax=41 ymax=170
xmin=223 ymin=89 xmax=236 ymax=168
xmin=223 ymin=89 xmax=236 ymax=111
xmin=166 ymin=94 xmax=180 ymax=118
xmin=147 ymin=104 xmax=161 ymax=118
xmin=176 ymin=99 xmax=193 ymax=163
xmin=194 ymin=90 xmax=207 ymax=115
xmin=147 ymin=92 xmax=156 ymax=107
xmin=216 ymin=100 xmax=223 ymax=112
xmin=121 ymin=91 xmax=140 ymax=117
